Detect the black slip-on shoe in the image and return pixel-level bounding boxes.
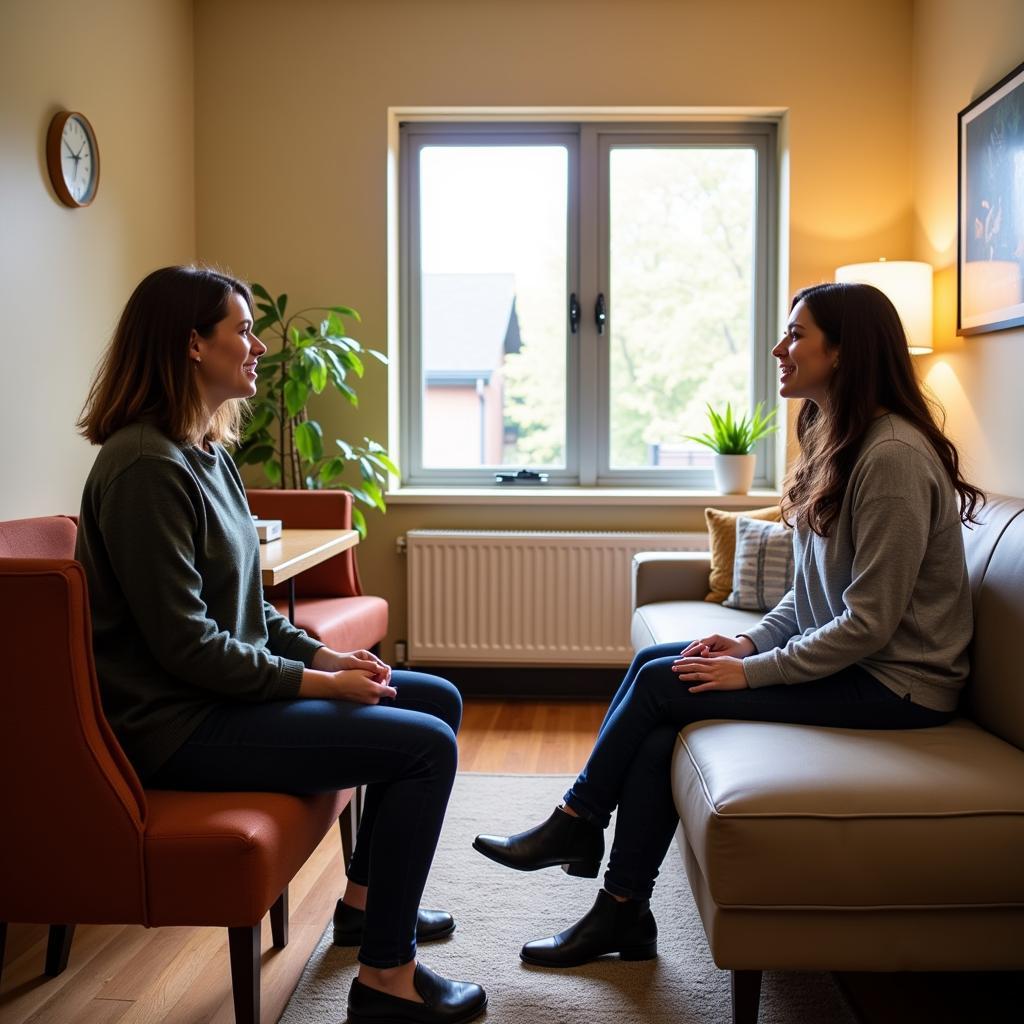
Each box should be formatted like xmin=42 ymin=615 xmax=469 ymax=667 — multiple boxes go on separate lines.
xmin=333 ymin=901 xmax=456 ymax=947
xmin=472 ymin=806 xmax=604 ymax=877
xmin=520 ymin=888 xmax=658 ymax=968
xmin=346 ymin=962 xmax=487 ymax=1024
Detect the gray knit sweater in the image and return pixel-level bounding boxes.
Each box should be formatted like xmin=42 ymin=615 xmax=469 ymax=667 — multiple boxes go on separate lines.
xmin=741 ymin=414 xmax=973 ymax=712
xmin=76 ymin=421 xmax=323 ymax=781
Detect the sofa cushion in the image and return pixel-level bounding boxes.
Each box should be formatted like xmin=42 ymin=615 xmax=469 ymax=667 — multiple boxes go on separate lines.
xmin=704 ymin=505 xmax=781 ymax=603
xmin=631 ymin=599 xmax=764 ymax=650
xmin=270 ymin=594 xmax=388 ymax=652
xmin=723 ymin=516 xmax=794 ymax=611
xmin=672 ymin=718 xmax=1024 ymax=910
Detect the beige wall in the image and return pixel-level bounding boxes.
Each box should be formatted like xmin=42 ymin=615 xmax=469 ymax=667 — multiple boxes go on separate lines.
xmin=195 ymin=0 xmax=916 ymax=658
xmin=911 ymin=0 xmax=1024 ymax=497
xmin=0 ymin=0 xmax=195 ymax=520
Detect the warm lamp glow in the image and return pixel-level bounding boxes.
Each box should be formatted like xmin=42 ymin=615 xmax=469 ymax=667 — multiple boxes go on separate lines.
xmin=835 ymin=259 xmax=934 ymax=354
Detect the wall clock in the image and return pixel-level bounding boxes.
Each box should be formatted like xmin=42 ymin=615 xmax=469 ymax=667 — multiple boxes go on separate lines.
xmin=46 ymin=111 xmax=100 ymax=207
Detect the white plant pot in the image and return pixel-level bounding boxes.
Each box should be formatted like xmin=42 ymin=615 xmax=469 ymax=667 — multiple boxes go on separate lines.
xmin=713 ymin=453 xmax=756 ymax=495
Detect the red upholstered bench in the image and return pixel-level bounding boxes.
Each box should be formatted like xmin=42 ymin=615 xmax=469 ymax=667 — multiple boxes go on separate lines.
xmin=246 ymin=489 xmax=388 ymax=652
xmin=0 ymin=514 xmax=353 ymax=1024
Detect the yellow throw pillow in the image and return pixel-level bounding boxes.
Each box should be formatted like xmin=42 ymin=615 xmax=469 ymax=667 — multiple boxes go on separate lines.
xmin=704 ymin=505 xmax=783 ymax=603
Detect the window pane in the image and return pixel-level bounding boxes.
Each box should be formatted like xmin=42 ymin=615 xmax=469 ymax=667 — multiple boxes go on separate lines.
xmin=608 ymin=147 xmax=756 ymax=469
xmin=419 ymin=145 xmax=568 ymax=468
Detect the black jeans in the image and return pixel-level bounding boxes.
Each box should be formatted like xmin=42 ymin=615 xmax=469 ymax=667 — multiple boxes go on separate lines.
xmin=563 ymin=642 xmax=953 ymax=901
xmin=149 ymin=671 xmax=462 ymax=968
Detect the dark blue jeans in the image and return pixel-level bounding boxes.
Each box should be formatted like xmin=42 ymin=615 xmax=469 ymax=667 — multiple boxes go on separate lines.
xmin=149 ymin=671 xmax=462 ymax=968
xmin=563 ymin=642 xmax=953 ymax=901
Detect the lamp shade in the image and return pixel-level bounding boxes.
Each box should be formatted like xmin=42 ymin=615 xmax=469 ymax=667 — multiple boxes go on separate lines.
xmin=835 ymin=259 xmax=934 ymax=354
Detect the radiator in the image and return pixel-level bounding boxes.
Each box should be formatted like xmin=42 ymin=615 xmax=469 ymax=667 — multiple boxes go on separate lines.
xmin=404 ymin=530 xmax=707 ymax=666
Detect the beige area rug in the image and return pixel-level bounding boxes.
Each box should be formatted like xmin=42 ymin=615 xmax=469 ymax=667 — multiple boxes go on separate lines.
xmin=280 ymin=773 xmax=857 ymax=1024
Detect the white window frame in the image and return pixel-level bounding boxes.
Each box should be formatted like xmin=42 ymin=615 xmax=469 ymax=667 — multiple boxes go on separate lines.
xmin=396 ymin=115 xmax=779 ymax=490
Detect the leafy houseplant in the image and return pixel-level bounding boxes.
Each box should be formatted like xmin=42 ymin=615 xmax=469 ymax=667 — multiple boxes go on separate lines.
xmin=232 ymin=283 xmax=397 ymax=537
xmin=686 ymin=402 xmax=778 ymax=494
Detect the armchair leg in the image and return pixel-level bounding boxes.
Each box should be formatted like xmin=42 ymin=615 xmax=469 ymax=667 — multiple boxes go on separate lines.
xmin=44 ymin=924 xmax=75 ymax=977
xmin=731 ymin=969 xmax=762 ymax=1024
xmin=339 ymin=803 xmax=356 ymax=866
xmin=270 ymin=888 xmax=289 ymax=949
xmin=227 ymin=925 xmax=260 ymax=1024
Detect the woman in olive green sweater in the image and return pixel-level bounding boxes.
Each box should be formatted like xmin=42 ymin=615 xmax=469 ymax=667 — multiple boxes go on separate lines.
xmin=77 ymin=266 xmax=485 ymax=1024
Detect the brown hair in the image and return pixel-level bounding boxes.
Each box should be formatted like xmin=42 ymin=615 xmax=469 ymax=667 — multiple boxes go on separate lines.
xmin=782 ymin=282 xmax=984 ymax=536
xmin=78 ymin=265 xmax=253 ymax=447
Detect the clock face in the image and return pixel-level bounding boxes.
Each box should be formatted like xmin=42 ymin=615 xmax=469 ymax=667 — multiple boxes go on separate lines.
xmin=60 ymin=115 xmax=97 ymax=205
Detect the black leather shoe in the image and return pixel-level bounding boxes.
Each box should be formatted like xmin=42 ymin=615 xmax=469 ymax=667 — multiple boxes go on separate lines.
xmin=347 ymin=962 xmax=487 ymax=1024
xmin=473 ymin=806 xmax=604 ymax=877
xmin=520 ymin=888 xmax=658 ymax=967
xmin=333 ymin=901 xmax=456 ymax=947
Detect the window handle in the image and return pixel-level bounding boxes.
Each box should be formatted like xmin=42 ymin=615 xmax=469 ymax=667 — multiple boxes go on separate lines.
xmin=569 ymin=292 xmax=580 ymax=334
xmin=595 ymin=292 xmax=607 ymax=335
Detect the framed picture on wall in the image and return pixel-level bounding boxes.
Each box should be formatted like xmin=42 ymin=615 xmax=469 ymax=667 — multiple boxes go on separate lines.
xmin=958 ymin=59 xmax=1024 ymax=336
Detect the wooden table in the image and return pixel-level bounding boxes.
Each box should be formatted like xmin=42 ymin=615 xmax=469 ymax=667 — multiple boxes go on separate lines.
xmin=259 ymin=528 xmax=359 ymax=623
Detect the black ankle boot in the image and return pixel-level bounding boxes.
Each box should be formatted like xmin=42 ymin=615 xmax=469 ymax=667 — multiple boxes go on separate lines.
xmin=472 ymin=806 xmax=604 ymax=877
xmin=520 ymin=889 xmax=658 ymax=967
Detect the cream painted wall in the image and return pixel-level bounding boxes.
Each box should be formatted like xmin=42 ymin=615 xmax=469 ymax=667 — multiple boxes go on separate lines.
xmin=194 ymin=0 xmax=915 ymax=658
xmin=0 ymin=0 xmax=195 ymax=520
xmin=912 ymin=0 xmax=1024 ymax=497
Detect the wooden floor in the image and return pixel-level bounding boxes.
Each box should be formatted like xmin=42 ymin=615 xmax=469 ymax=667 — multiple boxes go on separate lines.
xmin=0 ymin=699 xmax=605 ymax=1024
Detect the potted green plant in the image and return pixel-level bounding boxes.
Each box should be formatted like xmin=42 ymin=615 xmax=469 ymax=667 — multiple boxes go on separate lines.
xmin=686 ymin=401 xmax=778 ymax=494
xmin=232 ymin=283 xmax=397 ymax=537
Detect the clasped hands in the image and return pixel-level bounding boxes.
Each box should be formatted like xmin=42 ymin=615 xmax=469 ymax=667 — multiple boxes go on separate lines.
xmin=305 ymin=647 xmax=396 ymax=704
xmin=671 ymin=633 xmax=755 ymax=693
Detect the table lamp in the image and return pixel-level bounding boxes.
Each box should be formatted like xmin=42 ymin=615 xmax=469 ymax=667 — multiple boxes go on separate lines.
xmin=835 ymin=259 xmax=934 ymax=354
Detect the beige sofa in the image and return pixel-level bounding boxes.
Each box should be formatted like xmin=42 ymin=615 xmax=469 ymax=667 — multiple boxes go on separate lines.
xmin=630 ymin=494 xmax=1024 ymax=1024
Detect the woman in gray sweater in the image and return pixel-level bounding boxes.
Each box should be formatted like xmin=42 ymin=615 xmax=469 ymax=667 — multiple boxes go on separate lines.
xmin=474 ymin=281 xmax=985 ymax=968
xmin=77 ymin=266 xmax=485 ymax=1024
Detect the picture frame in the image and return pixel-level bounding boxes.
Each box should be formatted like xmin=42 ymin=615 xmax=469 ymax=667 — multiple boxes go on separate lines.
xmin=958 ymin=59 xmax=1024 ymax=336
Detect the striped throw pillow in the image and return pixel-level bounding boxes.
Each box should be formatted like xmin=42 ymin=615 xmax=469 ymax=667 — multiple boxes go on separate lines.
xmin=723 ymin=515 xmax=794 ymax=611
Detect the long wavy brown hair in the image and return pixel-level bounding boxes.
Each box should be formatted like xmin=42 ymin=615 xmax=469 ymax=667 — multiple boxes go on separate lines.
xmin=782 ymin=282 xmax=984 ymax=536
xmin=78 ymin=265 xmax=252 ymax=447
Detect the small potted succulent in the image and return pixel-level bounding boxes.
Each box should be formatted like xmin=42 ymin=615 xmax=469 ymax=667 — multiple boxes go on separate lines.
xmin=686 ymin=402 xmax=778 ymax=494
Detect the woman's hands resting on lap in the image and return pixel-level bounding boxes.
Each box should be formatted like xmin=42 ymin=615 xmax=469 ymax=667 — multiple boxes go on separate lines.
xmin=300 ymin=647 xmax=397 ymax=703
xmin=671 ymin=633 xmax=756 ymax=693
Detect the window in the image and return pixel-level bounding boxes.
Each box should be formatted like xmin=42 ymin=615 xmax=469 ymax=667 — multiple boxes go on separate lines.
xmin=399 ymin=120 xmax=778 ymax=488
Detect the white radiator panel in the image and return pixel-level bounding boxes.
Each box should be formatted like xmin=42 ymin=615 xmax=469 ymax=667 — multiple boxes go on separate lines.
xmin=405 ymin=530 xmax=707 ymax=666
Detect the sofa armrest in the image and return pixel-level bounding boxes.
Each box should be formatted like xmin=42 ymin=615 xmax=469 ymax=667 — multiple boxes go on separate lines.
xmin=632 ymin=551 xmax=711 ymax=610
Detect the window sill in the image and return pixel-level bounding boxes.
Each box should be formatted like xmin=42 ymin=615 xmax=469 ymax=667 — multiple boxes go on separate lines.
xmin=386 ymin=487 xmax=782 ymax=507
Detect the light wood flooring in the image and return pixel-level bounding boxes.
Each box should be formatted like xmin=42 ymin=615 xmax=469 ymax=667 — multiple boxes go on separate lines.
xmin=0 ymin=699 xmax=605 ymax=1024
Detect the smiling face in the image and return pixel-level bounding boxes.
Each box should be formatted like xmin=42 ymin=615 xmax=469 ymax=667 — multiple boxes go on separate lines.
xmin=771 ymin=299 xmax=838 ymax=407
xmin=189 ymin=291 xmax=266 ymax=415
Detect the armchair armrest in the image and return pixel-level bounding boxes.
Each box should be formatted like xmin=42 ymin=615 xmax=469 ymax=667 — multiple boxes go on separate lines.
xmin=632 ymin=551 xmax=711 ymax=610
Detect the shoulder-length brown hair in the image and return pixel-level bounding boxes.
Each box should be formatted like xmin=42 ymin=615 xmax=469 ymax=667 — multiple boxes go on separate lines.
xmin=78 ymin=265 xmax=253 ymax=447
xmin=782 ymin=282 xmax=984 ymax=536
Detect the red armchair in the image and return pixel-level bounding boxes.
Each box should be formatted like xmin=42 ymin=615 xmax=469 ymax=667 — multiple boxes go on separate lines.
xmin=0 ymin=515 xmax=353 ymax=1024
xmin=246 ymin=489 xmax=388 ymax=653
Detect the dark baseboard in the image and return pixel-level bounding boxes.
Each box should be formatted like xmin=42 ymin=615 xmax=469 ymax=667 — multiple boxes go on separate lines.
xmin=399 ymin=664 xmax=623 ymax=699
